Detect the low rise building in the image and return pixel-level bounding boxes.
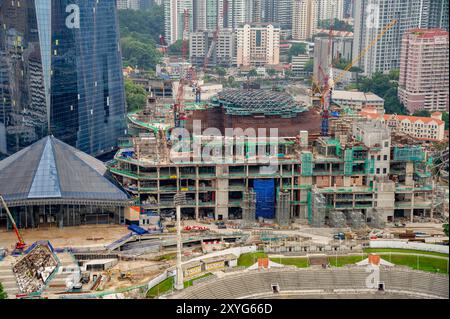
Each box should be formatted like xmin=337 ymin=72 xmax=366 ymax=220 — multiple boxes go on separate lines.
xmin=359 ymin=110 xmax=446 ymax=142
xmin=332 ymin=90 xmax=385 ymax=113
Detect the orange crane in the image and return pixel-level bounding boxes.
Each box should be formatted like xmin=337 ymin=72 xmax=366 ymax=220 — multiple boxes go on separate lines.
xmin=0 ymin=194 xmax=26 ymax=252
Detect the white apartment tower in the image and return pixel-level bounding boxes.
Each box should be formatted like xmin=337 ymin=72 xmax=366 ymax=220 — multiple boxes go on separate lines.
xmin=317 ymin=0 xmax=345 ymax=22
xmin=292 ymin=0 xmax=317 ymax=40
xmin=236 ymin=24 xmax=280 ymax=66
xmin=164 ymin=0 xmax=194 ymax=45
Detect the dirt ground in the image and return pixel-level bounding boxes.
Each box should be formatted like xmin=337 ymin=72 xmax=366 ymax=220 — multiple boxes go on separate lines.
xmin=0 ymin=225 xmax=130 ymax=249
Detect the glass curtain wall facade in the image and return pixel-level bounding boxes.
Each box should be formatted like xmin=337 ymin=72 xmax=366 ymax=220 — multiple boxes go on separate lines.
xmin=0 ymin=0 xmax=126 ymax=156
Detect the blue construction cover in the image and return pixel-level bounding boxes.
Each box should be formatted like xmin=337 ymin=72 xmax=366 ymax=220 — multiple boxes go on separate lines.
xmin=254 ymin=179 xmax=275 ymax=219
xmin=128 ymin=224 xmax=149 ymax=235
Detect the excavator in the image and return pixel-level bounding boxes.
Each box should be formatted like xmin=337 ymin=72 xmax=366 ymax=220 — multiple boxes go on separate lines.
xmin=0 ymin=194 xmax=26 ymax=254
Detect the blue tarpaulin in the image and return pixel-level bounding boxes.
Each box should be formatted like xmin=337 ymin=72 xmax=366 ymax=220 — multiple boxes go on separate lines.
xmin=254 ymin=179 xmax=275 ymax=219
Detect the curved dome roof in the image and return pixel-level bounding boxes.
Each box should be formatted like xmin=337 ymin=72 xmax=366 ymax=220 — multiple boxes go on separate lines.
xmin=212 ymin=89 xmax=307 ymax=117
xmin=0 ymin=136 xmax=130 ymax=207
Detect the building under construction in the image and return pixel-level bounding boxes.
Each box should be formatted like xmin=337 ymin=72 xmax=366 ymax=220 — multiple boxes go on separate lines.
xmin=108 ymin=90 xmax=441 ymax=227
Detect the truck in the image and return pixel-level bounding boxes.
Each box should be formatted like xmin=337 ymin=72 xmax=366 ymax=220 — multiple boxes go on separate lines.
xmin=333 ymin=232 xmax=345 ymax=240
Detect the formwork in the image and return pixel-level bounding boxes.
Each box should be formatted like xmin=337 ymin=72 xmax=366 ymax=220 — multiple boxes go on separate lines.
xmin=344 ymin=149 xmax=353 ymax=176
xmin=349 ymin=211 xmax=366 ymax=229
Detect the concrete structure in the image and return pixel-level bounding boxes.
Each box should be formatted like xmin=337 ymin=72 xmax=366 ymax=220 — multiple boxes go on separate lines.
xmin=189 ymin=29 xmax=235 ymax=67
xmin=292 ymin=0 xmax=317 ymax=41
xmin=291 ymin=54 xmax=311 ymax=78
xmin=109 ymin=94 xmax=436 ymax=225
xmin=398 ymin=29 xmax=449 ymax=113
xmin=236 ymin=24 xmax=280 ymax=67
xmin=359 ymin=110 xmax=446 ymax=142
xmin=353 ymin=0 xmax=449 ymax=76
xmin=332 ymin=91 xmax=385 ymax=113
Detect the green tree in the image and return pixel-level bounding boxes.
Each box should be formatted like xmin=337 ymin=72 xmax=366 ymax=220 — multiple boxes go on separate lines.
xmin=304 ymin=59 xmax=314 ymax=73
xmin=267 ymin=68 xmax=277 ymax=77
xmin=248 ymin=69 xmax=258 ymax=77
xmin=356 ymin=72 xmax=408 ymax=115
xmin=118 ymin=7 xmax=164 ymax=44
xmin=442 ymin=112 xmax=449 ymax=130
xmin=168 ymin=40 xmax=184 ymax=56
xmin=125 ymin=79 xmax=148 ymax=112
xmin=444 ymin=224 xmax=449 ymax=237
xmin=121 ymin=37 xmax=162 ymax=70
xmin=215 ymin=67 xmax=227 ymax=78
xmin=389 ymin=69 xmax=400 ymax=81
xmin=288 ymin=43 xmax=307 ymax=62
xmin=318 ymin=19 xmax=353 ymax=32
xmin=0 ymin=282 xmax=7 ymax=299
xmin=413 ymin=110 xmax=431 ymax=117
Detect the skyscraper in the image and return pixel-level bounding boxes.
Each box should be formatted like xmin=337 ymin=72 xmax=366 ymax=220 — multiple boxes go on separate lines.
xmin=399 ymin=29 xmax=449 ymax=112
xmin=0 ymin=0 xmax=126 ymax=156
xmin=292 ymin=0 xmax=317 ymax=40
xmin=164 ymin=0 xmax=194 ymax=45
xmin=261 ymin=0 xmax=293 ymax=30
xmin=353 ymin=0 xmax=449 ymax=76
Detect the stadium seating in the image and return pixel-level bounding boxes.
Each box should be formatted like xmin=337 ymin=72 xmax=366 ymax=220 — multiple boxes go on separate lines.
xmin=170 ymin=267 xmax=449 ymax=299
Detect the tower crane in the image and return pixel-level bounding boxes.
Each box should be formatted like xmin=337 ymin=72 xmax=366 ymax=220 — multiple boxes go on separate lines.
xmin=0 ymin=194 xmax=26 ymax=252
xmin=313 ymin=19 xmax=398 ymax=136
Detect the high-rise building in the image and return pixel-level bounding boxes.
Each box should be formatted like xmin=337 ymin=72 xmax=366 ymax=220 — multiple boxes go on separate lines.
xmin=292 ymin=0 xmax=317 ymax=40
xmin=117 ymin=0 xmax=152 ymax=10
xmin=261 ymin=0 xmax=293 ymax=30
xmin=316 ymin=0 xmax=345 ymax=23
xmin=353 ymin=0 xmax=449 ymax=76
xmin=236 ymin=24 xmax=280 ymax=67
xmin=398 ymin=29 xmax=449 ymax=113
xmin=0 ymin=0 xmax=126 ymax=156
xmin=190 ymin=29 xmax=235 ymax=67
xmin=164 ymin=0 xmax=194 ymax=45
xmin=193 ymin=0 xmax=208 ymax=31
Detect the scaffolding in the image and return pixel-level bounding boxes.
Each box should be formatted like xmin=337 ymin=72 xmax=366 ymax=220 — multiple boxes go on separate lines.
xmin=276 ymin=191 xmax=290 ymax=226
xmin=328 ymin=211 xmax=347 ymax=228
xmin=301 ymin=152 xmax=313 ymax=176
xmin=394 ymin=147 xmax=425 ymax=162
xmin=349 ymin=211 xmax=366 ymax=229
xmin=212 ymin=89 xmax=307 ymax=117
xmin=242 ymin=190 xmax=256 ymax=223
xmin=344 ymin=149 xmax=353 ymax=176
xmin=310 ymin=190 xmax=327 ymax=227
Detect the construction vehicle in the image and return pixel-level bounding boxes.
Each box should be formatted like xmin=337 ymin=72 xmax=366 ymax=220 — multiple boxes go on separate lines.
xmin=0 ymin=194 xmax=26 ymax=253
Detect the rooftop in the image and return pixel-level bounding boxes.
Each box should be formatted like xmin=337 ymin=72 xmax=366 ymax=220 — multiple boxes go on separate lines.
xmin=332 ymin=90 xmax=384 ymax=102
xmin=0 ymin=136 xmax=130 ymax=207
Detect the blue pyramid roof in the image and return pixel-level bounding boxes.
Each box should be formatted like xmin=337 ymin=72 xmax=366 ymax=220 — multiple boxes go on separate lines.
xmin=0 ymin=136 xmax=130 ymax=206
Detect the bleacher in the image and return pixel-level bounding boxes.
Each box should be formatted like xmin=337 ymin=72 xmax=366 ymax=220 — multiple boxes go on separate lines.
xmin=171 ymin=267 xmax=449 ymax=299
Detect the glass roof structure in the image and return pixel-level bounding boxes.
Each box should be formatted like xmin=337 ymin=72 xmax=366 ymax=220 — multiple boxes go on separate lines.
xmin=0 ymin=136 xmax=130 ymax=207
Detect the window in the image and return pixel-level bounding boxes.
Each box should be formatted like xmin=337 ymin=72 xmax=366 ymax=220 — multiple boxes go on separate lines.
xmin=383 ymin=155 xmax=388 ymax=161
xmin=376 ymin=168 xmax=380 ymax=174
xmin=383 ymin=168 xmax=387 ymax=174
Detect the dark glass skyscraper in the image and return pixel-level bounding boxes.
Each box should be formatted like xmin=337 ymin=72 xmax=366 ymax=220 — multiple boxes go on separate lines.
xmin=0 ymin=0 xmax=126 ymax=156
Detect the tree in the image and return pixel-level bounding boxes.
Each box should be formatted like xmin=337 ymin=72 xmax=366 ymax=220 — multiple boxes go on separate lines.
xmin=318 ymin=19 xmax=353 ymax=32
xmin=389 ymin=69 xmax=400 ymax=81
xmin=442 ymin=112 xmax=449 ymax=130
xmin=125 ymin=79 xmax=148 ymax=112
xmin=121 ymin=37 xmax=162 ymax=70
xmin=248 ymin=69 xmax=258 ymax=77
xmin=215 ymin=67 xmax=227 ymax=78
xmin=356 ymin=72 xmax=408 ymax=115
xmin=168 ymin=40 xmax=184 ymax=56
xmin=267 ymin=68 xmax=277 ymax=77
xmin=0 ymin=282 xmax=7 ymax=299
xmin=118 ymin=7 xmax=164 ymax=44
xmin=444 ymin=224 xmax=449 ymax=237
xmin=288 ymin=43 xmax=307 ymax=62
xmin=413 ymin=110 xmax=431 ymax=118
xmin=304 ymin=59 xmax=314 ymax=73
